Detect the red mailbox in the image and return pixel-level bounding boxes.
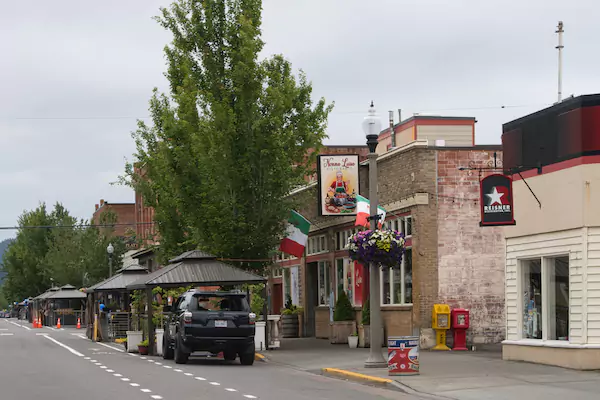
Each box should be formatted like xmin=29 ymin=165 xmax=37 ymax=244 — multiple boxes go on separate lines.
xmin=451 ymin=308 xmax=469 ymax=351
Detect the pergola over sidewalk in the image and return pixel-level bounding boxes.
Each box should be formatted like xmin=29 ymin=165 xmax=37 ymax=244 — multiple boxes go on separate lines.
xmin=126 ymin=250 xmax=267 ymax=355
xmin=85 ymin=264 xmax=149 ymax=339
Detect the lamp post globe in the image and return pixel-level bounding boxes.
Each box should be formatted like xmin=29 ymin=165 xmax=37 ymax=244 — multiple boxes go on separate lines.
xmin=107 ymin=243 xmax=114 ymax=277
xmin=363 ymin=101 xmax=382 ymax=153
xmin=363 ymin=102 xmax=387 ymax=368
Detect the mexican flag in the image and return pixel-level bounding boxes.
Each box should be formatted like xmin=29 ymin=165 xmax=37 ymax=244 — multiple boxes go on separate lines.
xmin=355 ymin=194 xmax=386 ymax=228
xmin=279 ymin=211 xmax=311 ymax=258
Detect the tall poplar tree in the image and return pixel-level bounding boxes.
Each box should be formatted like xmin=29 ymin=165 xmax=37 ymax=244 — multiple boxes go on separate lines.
xmin=123 ymin=0 xmax=333 ymax=270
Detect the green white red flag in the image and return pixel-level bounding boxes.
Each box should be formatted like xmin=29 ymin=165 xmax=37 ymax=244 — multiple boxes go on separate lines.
xmin=279 ymin=210 xmax=311 ymax=258
xmin=355 ymin=194 xmax=386 ymax=228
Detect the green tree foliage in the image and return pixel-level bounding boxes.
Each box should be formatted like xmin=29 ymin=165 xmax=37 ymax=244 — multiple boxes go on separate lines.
xmin=121 ymin=0 xmax=333 ymax=270
xmin=0 ymin=203 xmax=126 ymax=302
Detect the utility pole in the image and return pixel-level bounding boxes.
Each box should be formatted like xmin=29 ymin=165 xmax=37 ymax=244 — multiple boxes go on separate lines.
xmin=556 ymin=21 xmax=564 ymax=103
xmin=389 ymin=111 xmax=395 ymax=149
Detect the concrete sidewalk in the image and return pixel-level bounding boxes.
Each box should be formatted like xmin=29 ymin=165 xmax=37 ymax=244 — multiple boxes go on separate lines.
xmin=260 ymin=338 xmax=600 ymax=399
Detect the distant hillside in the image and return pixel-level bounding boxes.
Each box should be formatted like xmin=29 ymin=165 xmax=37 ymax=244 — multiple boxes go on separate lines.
xmin=0 ymin=238 xmax=15 ymax=283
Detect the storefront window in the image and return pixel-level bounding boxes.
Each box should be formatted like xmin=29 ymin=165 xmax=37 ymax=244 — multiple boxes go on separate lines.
xmin=283 ymin=268 xmax=292 ymax=305
xmin=523 ymin=259 xmax=542 ymax=339
xmin=381 ymin=247 xmax=413 ymax=305
xmin=550 ymin=256 xmax=569 ymax=340
xmin=521 ymin=256 xmax=569 ymax=341
xmin=318 ymin=261 xmax=331 ymax=306
xmin=336 ymin=259 xmax=344 ymax=298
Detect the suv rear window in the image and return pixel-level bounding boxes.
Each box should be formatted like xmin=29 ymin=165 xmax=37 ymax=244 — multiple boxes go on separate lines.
xmin=192 ymin=295 xmax=249 ymax=312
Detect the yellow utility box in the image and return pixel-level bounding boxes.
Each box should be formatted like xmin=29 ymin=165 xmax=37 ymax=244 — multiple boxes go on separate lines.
xmin=432 ymin=304 xmax=451 ymax=351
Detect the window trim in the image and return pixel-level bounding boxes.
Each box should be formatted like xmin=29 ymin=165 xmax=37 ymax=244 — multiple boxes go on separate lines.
xmin=380 ymin=246 xmax=413 ymax=306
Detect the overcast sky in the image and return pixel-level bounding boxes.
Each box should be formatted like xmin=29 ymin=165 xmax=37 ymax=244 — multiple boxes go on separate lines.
xmin=0 ymin=0 xmax=598 ymax=241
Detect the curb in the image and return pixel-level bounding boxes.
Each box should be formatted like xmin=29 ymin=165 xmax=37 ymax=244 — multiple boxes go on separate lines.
xmin=321 ymin=368 xmax=394 ymax=388
xmin=255 ymin=353 xmax=267 ymax=362
xmin=321 ymin=368 xmax=450 ymax=400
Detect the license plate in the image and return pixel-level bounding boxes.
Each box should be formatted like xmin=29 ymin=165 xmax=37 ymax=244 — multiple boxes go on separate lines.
xmin=215 ymin=320 xmax=227 ymax=328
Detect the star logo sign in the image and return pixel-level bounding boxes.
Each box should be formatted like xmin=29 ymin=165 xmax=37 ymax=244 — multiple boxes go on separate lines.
xmin=486 ymin=186 xmax=508 ymax=206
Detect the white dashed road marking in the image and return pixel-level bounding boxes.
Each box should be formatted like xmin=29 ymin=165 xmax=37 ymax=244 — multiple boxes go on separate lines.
xmin=130 ymin=383 xmax=140 ymax=387
xmin=195 ymin=377 xmax=206 ymax=381
xmin=0 ymin=333 xmax=14 ymax=336
xmin=97 ymin=342 xmax=125 ymax=352
xmin=121 ymin=378 xmax=131 ymax=382
xmin=209 ymin=382 xmax=221 ymax=386
xmin=243 ymin=396 xmax=257 ymax=399
xmin=225 ymin=388 xmax=237 ymax=392
xmin=141 ymin=389 xmax=152 ymax=393
xmin=151 ymin=396 xmax=163 ymax=400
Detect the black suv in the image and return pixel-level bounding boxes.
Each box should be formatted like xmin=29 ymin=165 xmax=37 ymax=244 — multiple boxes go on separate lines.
xmin=162 ymin=290 xmax=256 ymax=365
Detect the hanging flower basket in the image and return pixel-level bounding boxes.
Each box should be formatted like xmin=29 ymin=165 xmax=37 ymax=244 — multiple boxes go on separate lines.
xmin=347 ymin=229 xmax=406 ymax=268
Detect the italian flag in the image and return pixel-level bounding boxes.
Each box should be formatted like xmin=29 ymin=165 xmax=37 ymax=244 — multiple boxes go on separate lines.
xmin=355 ymin=194 xmax=386 ymax=228
xmin=279 ymin=211 xmax=311 ymax=258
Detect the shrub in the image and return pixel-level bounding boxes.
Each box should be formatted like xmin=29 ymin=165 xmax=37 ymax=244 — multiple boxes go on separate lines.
xmin=333 ymin=291 xmax=354 ymax=321
xmin=361 ymin=297 xmax=370 ymax=325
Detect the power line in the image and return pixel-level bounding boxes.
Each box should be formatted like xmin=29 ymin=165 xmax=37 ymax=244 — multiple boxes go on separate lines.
xmin=0 ymin=103 xmax=550 ymax=120
xmin=0 ymin=222 xmax=157 ymax=231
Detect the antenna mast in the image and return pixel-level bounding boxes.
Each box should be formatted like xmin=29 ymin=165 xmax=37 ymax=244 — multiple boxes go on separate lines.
xmin=556 ymin=21 xmax=564 ymax=103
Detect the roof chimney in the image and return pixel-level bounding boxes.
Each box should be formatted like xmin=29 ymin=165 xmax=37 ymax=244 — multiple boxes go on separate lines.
xmin=95 ymin=204 xmax=99 ymax=211
xmin=100 ymin=199 xmax=105 ymax=206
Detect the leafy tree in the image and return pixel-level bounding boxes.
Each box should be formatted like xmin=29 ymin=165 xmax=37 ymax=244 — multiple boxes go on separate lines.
xmin=121 ymin=0 xmax=333 ymax=271
xmin=1 ymin=203 xmax=127 ymax=301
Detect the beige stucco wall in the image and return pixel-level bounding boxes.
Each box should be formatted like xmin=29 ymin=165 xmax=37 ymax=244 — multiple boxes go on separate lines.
xmin=504 ymin=163 xmax=600 ymax=239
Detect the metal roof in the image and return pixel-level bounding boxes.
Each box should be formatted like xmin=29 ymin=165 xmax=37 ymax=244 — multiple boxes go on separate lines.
xmin=168 ymin=250 xmax=216 ymax=263
xmin=127 ymin=257 xmax=266 ymax=290
xmin=45 ymin=289 xmax=87 ymax=300
xmin=32 ymin=286 xmax=60 ymax=300
xmin=87 ymin=267 xmax=149 ymax=293
xmin=116 ymin=263 xmax=148 ymax=274
xmin=60 ymin=284 xmax=76 ymax=290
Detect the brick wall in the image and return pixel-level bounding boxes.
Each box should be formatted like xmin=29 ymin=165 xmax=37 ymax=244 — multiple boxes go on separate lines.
xmin=92 ymin=202 xmax=136 ymax=240
xmin=436 ymin=148 xmax=505 ymax=344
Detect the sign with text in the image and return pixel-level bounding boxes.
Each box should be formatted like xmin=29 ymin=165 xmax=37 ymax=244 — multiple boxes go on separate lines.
xmin=480 ymin=174 xmax=516 ymax=226
xmin=317 ymin=154 xmax=360 ymax=216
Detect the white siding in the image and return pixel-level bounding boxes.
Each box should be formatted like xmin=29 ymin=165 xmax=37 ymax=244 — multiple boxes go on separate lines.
xmin=505 ymin=229 xmax=583 ymax=342
xmin=587 ymin=227 xmax=600 ymax=343
xmin=417 ymin=125 xmax=473 ymax=147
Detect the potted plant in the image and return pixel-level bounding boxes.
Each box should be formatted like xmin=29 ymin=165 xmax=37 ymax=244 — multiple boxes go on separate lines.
xmin=138 ymin=339 xmax=149 ymax=355
xmin=348 ymin=229 xmax=406 ymax=268
xmin=281 ymin=297 xmax=299 ymax=338
xmin=330 ymin=291 xmax=356 ymax=344
xmin=348 ymin=332 xmax=359 ymax=349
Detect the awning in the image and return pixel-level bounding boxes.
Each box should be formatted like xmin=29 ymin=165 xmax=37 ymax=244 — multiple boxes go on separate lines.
xmin=126 ymin=250 xmax=266 ymax=290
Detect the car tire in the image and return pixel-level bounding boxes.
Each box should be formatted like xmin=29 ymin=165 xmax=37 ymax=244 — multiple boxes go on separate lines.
xmin=163 ymin=335 xmax=174 ymax=360
xmin=239 ymin=346 xmax=255 ymax=366
xmin=174 ymin=334 xmax=190 ymax=364
xmin=223 ymin=350 xmax=236 ymax=361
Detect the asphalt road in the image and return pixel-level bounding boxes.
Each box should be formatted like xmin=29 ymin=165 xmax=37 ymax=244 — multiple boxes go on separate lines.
xmin=0 ymin=319 xmax=424 ymax=400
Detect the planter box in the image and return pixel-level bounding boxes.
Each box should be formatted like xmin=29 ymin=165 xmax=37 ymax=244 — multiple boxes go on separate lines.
xmin=358 ymin=325 xmax=385 ymax=348
xmin=155 ymin=329 xmax=164 ymax=356
xmin=255 ymin=321 xmax=266 ymax=351
xmin=281 ymin=314 xmax=299 ymax=338
xmin=330 ymin=321 xmax=356 ymax=344
xmin=126 ymin=331 xmax=143 ymax=353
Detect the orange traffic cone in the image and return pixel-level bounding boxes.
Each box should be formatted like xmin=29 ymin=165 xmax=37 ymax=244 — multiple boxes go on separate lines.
xmin=56 ymin=318 xmax=61 ymax=329
xmin=32 ymin=318 xmax=37 ymax=328
xmin=76 ymin=318 xmax=81 ymax=329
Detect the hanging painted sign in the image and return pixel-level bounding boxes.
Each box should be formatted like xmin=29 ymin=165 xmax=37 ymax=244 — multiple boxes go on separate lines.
xmin=317 ymin=154 xmax=360 ymax=216
xmin=480 ymin=174 xmax=516 ymax=226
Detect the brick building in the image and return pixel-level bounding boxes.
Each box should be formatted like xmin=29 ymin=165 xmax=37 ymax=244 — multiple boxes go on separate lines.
xmin=92 ymin=199 xmax=137 ymax=249
xmin=134 ymin=164 xmax=159 ymax=247
xmin=272 ymin=121 xmax=505 ymax=345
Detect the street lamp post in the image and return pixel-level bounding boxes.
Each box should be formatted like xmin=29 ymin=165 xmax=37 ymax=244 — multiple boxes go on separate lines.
xmin=107 ymin=243 xmax=114 ymax=278
xmin=363 ymin=101 xmax=387 ymax=368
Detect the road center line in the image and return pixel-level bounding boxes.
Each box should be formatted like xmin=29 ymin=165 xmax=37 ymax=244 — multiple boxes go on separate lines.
xmin=41 ymin=335 xmax=84 ymax=357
